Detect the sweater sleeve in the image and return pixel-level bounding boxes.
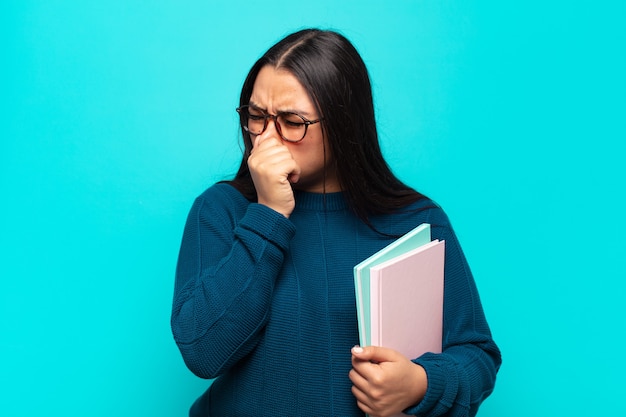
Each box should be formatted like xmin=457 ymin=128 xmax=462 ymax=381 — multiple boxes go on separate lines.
xmin=171 ymin=185 xmax=295 ymax=379
xmin=404 ymin=211 xmax=501 ymax=417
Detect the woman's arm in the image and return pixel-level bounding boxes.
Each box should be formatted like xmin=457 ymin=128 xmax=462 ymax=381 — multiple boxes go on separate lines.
xmin=349 ymin=208 xmax=501 ymax=417
xmin=171 ymin=185 xmax=295 ymax=379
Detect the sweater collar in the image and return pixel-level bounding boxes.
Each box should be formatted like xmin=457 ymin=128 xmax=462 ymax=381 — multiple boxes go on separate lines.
xmin=294 ymin=190 xmax=348 ymax=212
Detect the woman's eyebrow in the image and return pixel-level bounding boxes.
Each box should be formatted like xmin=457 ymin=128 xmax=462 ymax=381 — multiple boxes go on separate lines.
xmin=247 ymin=101 xmax=264 ymax=111
xmin=248 ymin=100 xmax=313 ymax=117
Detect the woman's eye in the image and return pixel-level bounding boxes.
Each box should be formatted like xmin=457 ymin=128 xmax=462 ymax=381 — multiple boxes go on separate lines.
xmin=281 ymin=115 xmax=305 ymax=127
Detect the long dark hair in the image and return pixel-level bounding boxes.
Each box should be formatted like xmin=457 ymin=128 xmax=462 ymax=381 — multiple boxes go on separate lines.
xmin=228 ymin=28 xmax=425 ymax=226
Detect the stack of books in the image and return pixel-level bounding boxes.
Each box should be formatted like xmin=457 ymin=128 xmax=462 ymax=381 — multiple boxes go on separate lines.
xmin=354 ymin=223 xmax=445 ymax=359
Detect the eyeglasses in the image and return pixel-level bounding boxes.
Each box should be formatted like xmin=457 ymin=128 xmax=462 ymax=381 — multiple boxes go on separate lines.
xmin=236 ymin=105 xmax=323 ymax=143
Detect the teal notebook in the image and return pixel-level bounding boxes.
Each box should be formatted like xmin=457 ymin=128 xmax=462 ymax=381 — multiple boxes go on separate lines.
xmin=353 ymin=223 xmax=432 ymax=347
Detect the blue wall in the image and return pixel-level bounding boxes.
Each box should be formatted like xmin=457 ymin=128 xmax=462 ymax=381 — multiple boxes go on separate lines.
xmin=2 ymin=1 xmax=625 ymax=415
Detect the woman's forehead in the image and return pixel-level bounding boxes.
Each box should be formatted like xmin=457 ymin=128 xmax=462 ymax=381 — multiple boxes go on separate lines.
xmin=249 ymin=66 xmax=316 ymax=117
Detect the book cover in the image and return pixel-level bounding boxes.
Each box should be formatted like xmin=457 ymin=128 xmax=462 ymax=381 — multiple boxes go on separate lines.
xmin=368 ymin=239 xmax=445 ymax=358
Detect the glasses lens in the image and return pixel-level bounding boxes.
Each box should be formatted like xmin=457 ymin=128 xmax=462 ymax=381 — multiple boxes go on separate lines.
xmin=245 ymin=107 xmax=266 ymax=135
xmin=277 ymin=113 xmax=307 ymax=141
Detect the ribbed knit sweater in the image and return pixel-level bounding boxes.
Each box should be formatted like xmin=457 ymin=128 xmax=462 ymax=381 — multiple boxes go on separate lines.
xmin=172 ymin=183 xmax=501 ymax=416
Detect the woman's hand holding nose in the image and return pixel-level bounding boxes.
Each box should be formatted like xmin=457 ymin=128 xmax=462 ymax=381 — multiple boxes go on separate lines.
xmin=247 ymin=135 xmax=301 ymax=218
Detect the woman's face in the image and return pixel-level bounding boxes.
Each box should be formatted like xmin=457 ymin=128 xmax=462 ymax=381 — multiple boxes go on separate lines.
xmin=248 ymin=65 xmax=340 ymax=193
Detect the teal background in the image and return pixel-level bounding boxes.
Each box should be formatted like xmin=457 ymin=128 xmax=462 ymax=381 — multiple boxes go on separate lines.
xmin=2 ymin=1 xmax=625 ymax=416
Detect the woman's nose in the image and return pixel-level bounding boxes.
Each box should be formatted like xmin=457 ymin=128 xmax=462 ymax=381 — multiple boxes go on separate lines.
xmin=260 ymin=115 xmax=282 ymax=139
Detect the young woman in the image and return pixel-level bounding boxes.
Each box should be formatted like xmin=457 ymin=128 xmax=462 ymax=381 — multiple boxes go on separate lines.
xmin=172 ymin=28 xmax=501 ymax=417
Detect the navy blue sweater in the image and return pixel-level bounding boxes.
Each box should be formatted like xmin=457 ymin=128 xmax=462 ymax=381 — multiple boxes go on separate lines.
xmin=172 ymin=183 xmax=500 ymax=416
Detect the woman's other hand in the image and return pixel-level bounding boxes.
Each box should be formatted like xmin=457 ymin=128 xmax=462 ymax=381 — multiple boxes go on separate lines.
xmin=350 ymin=345 xmax=428 ymax=417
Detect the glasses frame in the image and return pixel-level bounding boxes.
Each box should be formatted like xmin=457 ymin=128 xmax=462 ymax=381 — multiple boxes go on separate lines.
xmin=236 ymin=105 xmax=323 ymax=143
